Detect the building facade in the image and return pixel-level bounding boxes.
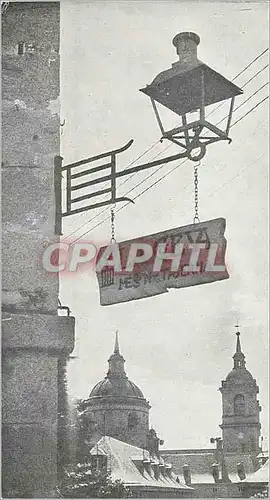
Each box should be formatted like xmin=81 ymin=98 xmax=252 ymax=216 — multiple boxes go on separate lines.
xmin=75 ymin=329 xmax=267 ymax=498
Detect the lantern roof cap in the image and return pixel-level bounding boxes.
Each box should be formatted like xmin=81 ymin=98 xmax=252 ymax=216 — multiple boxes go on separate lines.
xmin=140 ymin=63 xmax=243 ymax=116
xmin=172 ymin=32 xmax=200 ymax=47
xmin=140 ymin=31 xmax=243 ymax=116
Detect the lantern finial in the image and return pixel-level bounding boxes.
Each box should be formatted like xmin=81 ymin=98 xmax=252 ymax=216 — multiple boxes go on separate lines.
xmin=172 ymin=32 xmax=200 ymax=61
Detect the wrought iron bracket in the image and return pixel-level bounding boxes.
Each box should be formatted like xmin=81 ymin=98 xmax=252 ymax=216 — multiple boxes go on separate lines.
xmin=55 ymin=138 xmax=190 ymax=226
xmin=58 ymin=299 xmax=71 ymax=316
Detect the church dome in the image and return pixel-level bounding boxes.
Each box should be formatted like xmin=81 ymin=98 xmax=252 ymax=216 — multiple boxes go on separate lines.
xmin=90 ymin=377 xmax=144 ymax=398
xmin=88 ymin=332 xmax=146 ymax=401
xmin=225 ymin=367 xmax=254 ymax=382
xmin=83 ymin=332 xmax=151 ymax=450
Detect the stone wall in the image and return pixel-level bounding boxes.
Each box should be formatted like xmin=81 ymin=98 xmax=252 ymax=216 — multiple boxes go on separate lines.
xmin=82 ymin=398 xmax=150 ymax=450
xmin=220 ymin=379 xmax=261 ymax=454
xmin=2 ymin=2 xmax=75 ymax=497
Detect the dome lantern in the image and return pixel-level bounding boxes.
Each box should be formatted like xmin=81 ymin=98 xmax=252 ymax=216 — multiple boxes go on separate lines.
xmin=89 ymin=331 xmax=146 ymax=398
xmin=84 ymin=332 xmax=151 ymax=449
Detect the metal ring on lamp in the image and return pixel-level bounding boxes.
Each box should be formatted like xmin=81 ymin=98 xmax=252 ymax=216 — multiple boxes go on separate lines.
xmin=187 ymin=144 xmax=206 ymax=162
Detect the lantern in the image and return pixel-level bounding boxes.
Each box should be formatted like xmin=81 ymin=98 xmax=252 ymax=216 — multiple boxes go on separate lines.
xmin=140 ymin=32 xmax=243 ymax=161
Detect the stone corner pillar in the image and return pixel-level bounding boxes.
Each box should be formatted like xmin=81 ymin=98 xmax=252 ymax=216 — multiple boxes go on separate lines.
xmin=2 ymin=313 xmax=75 ymax=498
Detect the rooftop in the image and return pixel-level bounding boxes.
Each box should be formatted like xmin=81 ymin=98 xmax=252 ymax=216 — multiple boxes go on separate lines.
xmin=90 ymin=436 xmax=192 ymax=491
xmin=243 ymin=460 xmax=269 ymax=483
xmin=161 ymin=449 xmax=257 ymax=484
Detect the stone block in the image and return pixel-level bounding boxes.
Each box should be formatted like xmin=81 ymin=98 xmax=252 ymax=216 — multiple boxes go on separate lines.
xmin=2 ymin=166 xmax=56 ymax=230
xmin=2 ymin=312 xmax=75 ymax=354
xmin=2 ymin=231 xmax=59 ymax=313
xmin=2 ymin=101 xmax=59 ymax=168
xmin=2 ymin=423 xmax=58 ymax=497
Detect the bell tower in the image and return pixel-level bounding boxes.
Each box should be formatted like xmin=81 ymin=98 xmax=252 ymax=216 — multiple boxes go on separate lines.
xmin=219 ymin=329 xmax=261 ymax=454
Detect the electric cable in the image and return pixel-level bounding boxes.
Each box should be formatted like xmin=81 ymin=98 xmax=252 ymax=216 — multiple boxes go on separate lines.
xmin=71 ymin=103 xmax=268 ymax=242
xmin=63 ymin=58 xmax=268 ymax=240
xmin=62 ymin=51 xmax=269 ymax=241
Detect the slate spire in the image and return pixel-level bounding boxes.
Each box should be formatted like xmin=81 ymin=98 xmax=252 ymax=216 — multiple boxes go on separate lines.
xmin=233 ymin=329 xmax=246 ymax=370
xmin=114 ymin=330 xmax=120 ymax=354
xmin=107 ymin=331 xmax=127 ymax=379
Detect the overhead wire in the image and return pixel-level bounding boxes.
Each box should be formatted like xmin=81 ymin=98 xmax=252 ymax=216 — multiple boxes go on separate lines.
xmin=62 ymin=48 xmax=268 ymax=239
xmin=71 ymin=94 xmax=268 ymax=242
xmin=62 ymin=49 xmax=269 ymax=241
xmin=221 ymin=82 xmax=269 ymax=120
xmin=64 ymin=90 xmax=268 ymax=242
xmin=120 ymin=81 xmax=269 ymax=203
xmin=199 ymin=50 xmax=269 ymax=122
xmin=123 ymin=94 xmax=269 ymax=207
xmin=62 ymin=139 xmax=161 ymax=235
xmin=231 ymin=95 xmax=269 ymax=128
xmin=114 ymin=49 xmax=269 ymax=193
xmin=231 ymin=47 xmax=268 ymax=80
xmin=63 ymin=50 xmax=268 ymax=240
xmin=106 ymin=81 xmax=268 ymax=203
xmin=240 ymin=64 xmax=269 ymax=89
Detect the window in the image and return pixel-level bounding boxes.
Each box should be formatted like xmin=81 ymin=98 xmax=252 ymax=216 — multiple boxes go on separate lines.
xmin=234 ymin=394 xmax=245 ymax=415
xmin=17 ymin=42 xmax=25 ymax=55
xmin=128 ymin=412 xmax=138 ymax=430
xmin=241 ymin=443 xmax=248 ymax=453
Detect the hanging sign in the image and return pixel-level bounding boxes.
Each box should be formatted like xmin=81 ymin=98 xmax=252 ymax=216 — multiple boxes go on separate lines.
xmin=96 ymin=217 xmax=229 ymax=306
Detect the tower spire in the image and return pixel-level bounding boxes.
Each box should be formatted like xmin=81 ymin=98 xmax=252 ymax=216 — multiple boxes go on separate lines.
xmin=107 ymin=331 xmax=126 ymax=379
xmin=114 ymin=330 xmax=120 ymax=354
xmin=236 ymin=331 xmax=241 ymax=353
xmin=233 ymin=327 xmax=246 ymax=369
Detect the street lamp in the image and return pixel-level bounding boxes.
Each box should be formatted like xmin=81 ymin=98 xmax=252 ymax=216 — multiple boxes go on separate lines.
xmin=140 ymin=32 xmax=243 ymax=161
xmin=58 ymin=32 xmax=244 ymax=219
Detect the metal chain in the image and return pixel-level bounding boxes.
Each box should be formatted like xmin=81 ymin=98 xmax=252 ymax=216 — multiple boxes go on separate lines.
xmin=110 ymin=205 xmax=116 ymax=243
xmin=193 ymin=161 xmax=200 ymax=224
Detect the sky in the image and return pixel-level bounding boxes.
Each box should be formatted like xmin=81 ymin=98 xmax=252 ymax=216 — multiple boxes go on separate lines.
xmin=59 ymin=0 xmax=269 ymax=449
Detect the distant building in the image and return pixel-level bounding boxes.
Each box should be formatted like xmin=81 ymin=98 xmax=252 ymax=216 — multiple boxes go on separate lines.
xmin=75 ymin=329 xmax=268 ymax=498
xmin=220 ymin=330 xmax=261 ymax=454
xmin=161 ymin=331 xmax=268 ymax=498
xmin=78 ymin=333 xmax=151 ymax=451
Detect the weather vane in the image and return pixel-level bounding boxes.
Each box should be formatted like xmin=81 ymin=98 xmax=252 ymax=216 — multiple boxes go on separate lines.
xmin=234 ymin=322 xmax=241 ymax=333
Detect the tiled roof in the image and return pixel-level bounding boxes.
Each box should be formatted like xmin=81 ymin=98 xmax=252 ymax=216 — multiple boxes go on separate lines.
xmin=90 ymin=436 xmax=192 ymax=491
xmin=161 ymin=449 xmax=256 ymax=484
xmin=224 ymin=453 xmax=255 ymax=476
xmin=90 ymin=378 xmax=145 ymax=399
xmin=161 ymin=451 xmax=216 ymax=484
